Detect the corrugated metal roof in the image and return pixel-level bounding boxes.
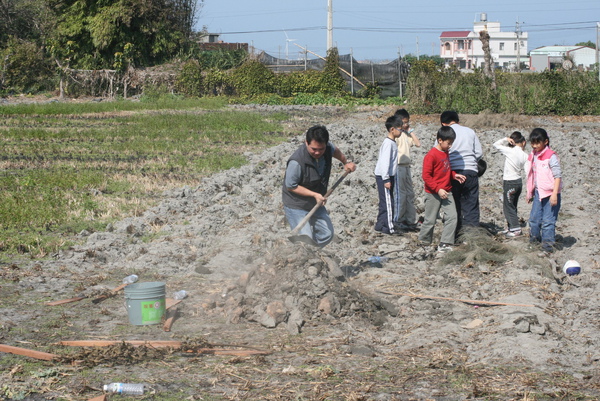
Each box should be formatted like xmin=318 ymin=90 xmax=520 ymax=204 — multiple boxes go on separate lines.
xmin=440 ymin=31 xmax=471 ymax=38
xmin=530 ymin=45 xmax=581 ymax=53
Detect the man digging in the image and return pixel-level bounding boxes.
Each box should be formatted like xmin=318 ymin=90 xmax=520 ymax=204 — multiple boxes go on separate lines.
xmin=282 ymin=125 xmax=356 ymax=247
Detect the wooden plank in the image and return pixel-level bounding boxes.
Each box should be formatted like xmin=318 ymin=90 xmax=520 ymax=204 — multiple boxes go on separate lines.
xmin=87 ymin=395 xmax=107 ymax=401
xmin=91 ymin=283 xmax=128 ymax=304
xmin=163 ymin=308 xmax=179 ymax=332
xmin=46 ymin=296 xmax=86 ymax=306
xmin=47 ymin=282 xmax=130 ymax=306
xmin=0 ymin=344 xmax=57 ymax=361
xmin=189 ymin=348 xmax=271 ymax=356
xmin=59 ymin=340 xmax=183 ymax=348
xmin=58 ymin=341 xmax=270 ymax=356
xmin=163 ymin=298 xmax=182 ymax=332
xmin=165 ymin=298 xmax=181 ymax=310
xmin=163 ymin=314 xmax=176 ymax=332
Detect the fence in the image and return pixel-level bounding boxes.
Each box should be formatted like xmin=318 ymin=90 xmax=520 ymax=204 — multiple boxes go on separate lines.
xmin=55 ymin=49 xmax=411 ymax=99
xmin=257 ymin=48 xmax=410 ymax=98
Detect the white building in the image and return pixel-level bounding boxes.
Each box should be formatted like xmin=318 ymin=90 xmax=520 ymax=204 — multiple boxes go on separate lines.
xmin=440 ymin=13 xmax=528 ymax=70
xmin=529 ymin=46 xmax=597 ymax=71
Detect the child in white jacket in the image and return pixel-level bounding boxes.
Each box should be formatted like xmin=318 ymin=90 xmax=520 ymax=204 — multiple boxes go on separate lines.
xmin=493 ymin=131 xmax=528 ymax=237
xmin=374 ymin=114 xmax=403 ymax=234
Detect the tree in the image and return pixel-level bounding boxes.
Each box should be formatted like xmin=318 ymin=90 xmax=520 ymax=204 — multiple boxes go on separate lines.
xmin=48 ymin=0 xmax=203 ymax=69
xmin=0 ymin=37 xmax=53 ymax=92
xmin=403 ymin=54 xmax=444 ymax=66
xmin=479 ymin=29 xmax=496 ymax=91
xmin=0 ymin=0 xmax=55 ymax=46
xmin=320 ymin=47 xmax=346 ymax=95
xmin=575 ymin=41 xmax=596 ymax=49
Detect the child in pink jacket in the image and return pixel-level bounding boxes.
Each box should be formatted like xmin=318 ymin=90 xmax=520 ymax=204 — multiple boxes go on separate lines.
xmin=525 ymin=128 xmax=562 ymax=253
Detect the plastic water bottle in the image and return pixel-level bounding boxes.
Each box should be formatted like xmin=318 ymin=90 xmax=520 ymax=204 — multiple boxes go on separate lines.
xmin=122 ymin=274 xmax=138 ymax=284
xmin=172 ymin=290 xmax=187 ymax=300
xmin=368 ymin=256 xmax=388 ymax=264
xmin=103 ymin=383 xmax=145 ymax=395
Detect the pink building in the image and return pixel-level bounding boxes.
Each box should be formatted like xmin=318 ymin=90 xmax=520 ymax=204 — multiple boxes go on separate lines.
xmin=440 ymin=31 xmax=473 ymax=69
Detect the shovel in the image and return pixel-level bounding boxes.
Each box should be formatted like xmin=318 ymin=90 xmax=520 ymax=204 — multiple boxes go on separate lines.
xmin=288 ymin=171 xmax=349 ymax=245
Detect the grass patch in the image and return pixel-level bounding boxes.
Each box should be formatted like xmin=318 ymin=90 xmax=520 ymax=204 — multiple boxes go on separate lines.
xmin=0 ymin=98 xmax=292 ymax=257
xmin=439 ymin=227 xmax=513 ymax=267
xmin=0 ymin=96 xmax=228 ymax=116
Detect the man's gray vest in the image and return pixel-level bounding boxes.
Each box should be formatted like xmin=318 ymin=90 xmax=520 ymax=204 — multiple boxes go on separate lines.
xmin=282 ymin=143 xmax=333 ymax=211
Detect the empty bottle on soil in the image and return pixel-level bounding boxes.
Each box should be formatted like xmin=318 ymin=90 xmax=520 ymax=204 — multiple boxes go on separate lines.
xmin=122 ymin=274 xmax=139 ymax=284
xmin=103 ymin=383 xmax=145 ymax=395
xmin=368 ymin=256 xmax=388 ymax=264
xmin=172 ymin=290 xmax=187 ymax=300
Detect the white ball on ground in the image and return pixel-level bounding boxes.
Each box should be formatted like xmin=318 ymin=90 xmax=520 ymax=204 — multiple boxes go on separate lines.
xmin=563 ymin=260 xmax=581 ymax=276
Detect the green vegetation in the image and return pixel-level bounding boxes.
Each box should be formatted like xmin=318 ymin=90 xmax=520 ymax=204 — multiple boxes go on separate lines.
xmin=575 ymin=41 xmax=596 ymax=49
xmin=402 ymin=53 xmax=444 ymax=66
xmin=2 ymin=0 xmax=599 ymax=113
xmin=0 ymin=98 xmax=289 ymax=257
xmin=407 ymin=60 xmax=600 ymax=115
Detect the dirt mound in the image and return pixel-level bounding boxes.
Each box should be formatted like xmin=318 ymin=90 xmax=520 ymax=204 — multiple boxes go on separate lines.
xmin=203 ymin=243 xmax=398 ymax=333
xmin=3 ymin=105 xmax=600 ymax=400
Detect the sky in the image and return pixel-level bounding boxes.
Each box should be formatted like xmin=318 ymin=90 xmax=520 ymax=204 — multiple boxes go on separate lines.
xmin=195 ymin=0 xmax=599 ymax=62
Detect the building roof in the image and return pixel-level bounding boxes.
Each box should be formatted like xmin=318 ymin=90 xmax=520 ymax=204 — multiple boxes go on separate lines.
xmin=440 ymin=31 xmax=471 ymax=38
xmin=530 ymin=45 xmax=583 ymax=53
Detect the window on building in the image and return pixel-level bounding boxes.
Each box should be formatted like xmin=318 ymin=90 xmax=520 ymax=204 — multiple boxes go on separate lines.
xmin=445 ymin=42 xmax=451 ymax=51
xmin=458 ymin=40 xmax=464 ymax=50
xmin=499 ymin=42 xmax=504 ymax=51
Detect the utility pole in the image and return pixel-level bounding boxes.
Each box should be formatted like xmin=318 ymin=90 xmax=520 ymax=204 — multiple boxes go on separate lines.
xmin=304 ymin=44 xmax=308 ymax=71
xmin=596 ymin=22 xmax=599 ymax=82
xmin=327 ymin=0 xmax=333 ymax=51
xmin=416 ymin=37 xmax=420 ymax=60
xmin=398 ymin=47 xmax=403 ymax=98
xmin=350 ymin=48 xmax=354 ymax=95
xmin=515 ymin=19 xmax=522 ymax=72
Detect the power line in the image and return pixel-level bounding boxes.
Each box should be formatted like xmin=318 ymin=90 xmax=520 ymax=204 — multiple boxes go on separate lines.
xmin=218 ymin=21 xmax=597 ymax=36
xmin=219 ymin=27 xmax=325 ymax=35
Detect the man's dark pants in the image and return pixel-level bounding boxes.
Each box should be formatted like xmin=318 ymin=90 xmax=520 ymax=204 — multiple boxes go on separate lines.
xmin=451 ymin=170 xmax=480 ymax=241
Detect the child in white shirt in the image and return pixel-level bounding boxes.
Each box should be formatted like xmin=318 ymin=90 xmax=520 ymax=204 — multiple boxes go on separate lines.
xmin=493 ymin=131 xmax=528 ymax=237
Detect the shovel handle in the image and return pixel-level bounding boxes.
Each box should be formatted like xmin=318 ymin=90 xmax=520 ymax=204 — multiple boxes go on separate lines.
xmin=289 ymin=171 xmax=349 ymax=236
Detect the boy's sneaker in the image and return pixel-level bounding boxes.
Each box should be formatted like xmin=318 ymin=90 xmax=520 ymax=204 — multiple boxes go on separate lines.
xmin=542 ymin=243 xmax=555 ymax=253
xmin=437 ymin=243 xmax=454 ymax=253
xmin=505 ymin=229 xmax=522 ymax=238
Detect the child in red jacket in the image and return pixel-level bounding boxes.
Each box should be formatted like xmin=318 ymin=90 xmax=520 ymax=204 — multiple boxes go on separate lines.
xmin=419 ymin=126 xmax=466 ymax=252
